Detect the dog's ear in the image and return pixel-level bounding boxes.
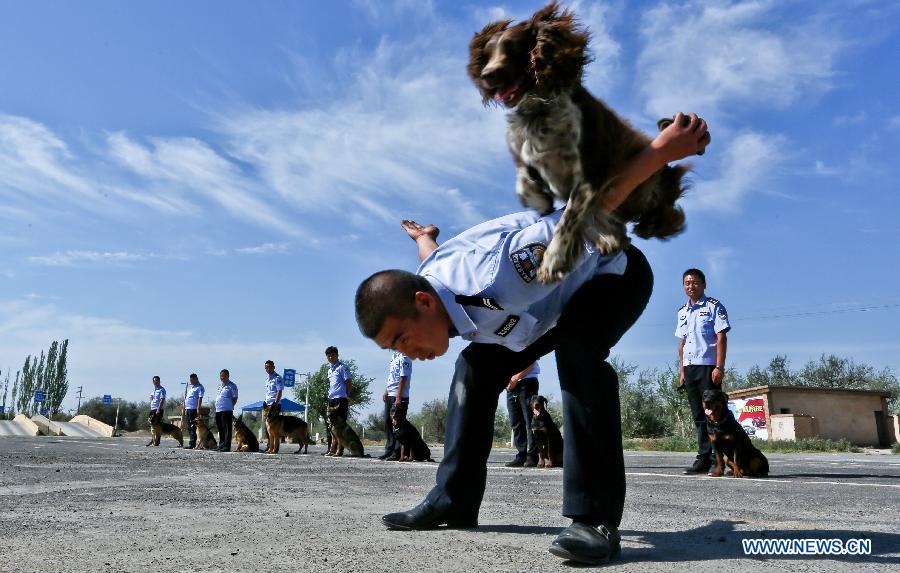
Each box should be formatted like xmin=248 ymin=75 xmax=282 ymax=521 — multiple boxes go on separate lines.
xmin=528 ymin=2 xmax=591 ymax=93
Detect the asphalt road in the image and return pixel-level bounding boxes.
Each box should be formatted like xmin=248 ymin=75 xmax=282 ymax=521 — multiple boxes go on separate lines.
xmin=1 ymin=436 xmax=898 ymax=572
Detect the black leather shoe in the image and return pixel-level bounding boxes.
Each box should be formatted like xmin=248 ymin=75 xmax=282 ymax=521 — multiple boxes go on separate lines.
xmin=382 ymin=501 xmax=478 ymax=531
xmin=377 ymin=452 xmax=392 ymax=460
xmin=683 ymin=458 xmax=712 ymax=474
xmin=549 ymin=522 xmax=621 ymax=565
xmin=505 ymin=459 xmax=525 ymax=468
xmin=523 ymin=459 xmax=538 ymax=468
xmin=384 ymin=454 xmax=401 ymax=462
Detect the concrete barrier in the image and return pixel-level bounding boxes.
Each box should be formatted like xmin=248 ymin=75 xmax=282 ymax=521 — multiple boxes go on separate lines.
xmin=31 ymin=414 xmax=61 ymax=435
xmin=13 ymin=414 xmax=42 ymax=436
xmin=70 ymin=415 xmax=116 ymax=438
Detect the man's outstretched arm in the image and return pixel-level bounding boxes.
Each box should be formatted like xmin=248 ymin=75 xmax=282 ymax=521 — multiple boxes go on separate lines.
xmin=401 ymin=220 xmax=440 ymax=263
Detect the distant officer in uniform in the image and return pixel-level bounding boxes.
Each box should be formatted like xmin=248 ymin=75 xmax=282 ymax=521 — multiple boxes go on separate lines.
xmin=263 ymin=359 xmax=283 ymax=449
xmin=215 ymin=369 xmax=239 ymax=452
xmin=183 ymin=373 xmax=205 ymax=449
xmin=505 ymin=361 xmax=540 ymax=467
xmin=354 ymin=113 xmax=709 ymax=565
xmin=146 ymin=376 xmax=166 ymax=447
xmin=324 ymin=346 xmax=353 ymax=455
xmin=677 ymin=268 xmax=731 ymax=474
xmin=379 ymin=351 xmax=413 ymax=461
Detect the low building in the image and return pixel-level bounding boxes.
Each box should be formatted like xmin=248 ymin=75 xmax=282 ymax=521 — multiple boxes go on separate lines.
xmin=725 ymin=385 xmax=894 ymax=447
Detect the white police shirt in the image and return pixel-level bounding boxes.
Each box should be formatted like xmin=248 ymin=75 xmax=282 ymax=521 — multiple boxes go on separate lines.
xmin=185 ymin=383 xmax=204 ymax=410
xmin=264 ymin=373 xmax=283 ymax=405
xmin=149 ymin=386 xmax=166 ymax=410
xmin=522 ymin=361 xmax=541 ymax=379
xmin=386 ymin=351 xmax=412 ymax=398
xmin=676 ymin=295 xmax=731 ymax=366
xmin=328 ymin=361 xmax=350 ymax=399
xmin=215 ymin=381 xmax=238 ymax=412
xmin=417 ymin=209 xmax=627 ymax=352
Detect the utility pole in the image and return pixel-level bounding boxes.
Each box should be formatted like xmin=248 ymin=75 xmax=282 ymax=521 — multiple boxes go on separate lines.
xmin=76 ymin=386 xmax=84 ymax=414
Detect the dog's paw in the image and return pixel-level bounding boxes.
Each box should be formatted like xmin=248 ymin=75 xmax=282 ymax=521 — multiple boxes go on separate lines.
xmin=593 ymin=233 xmax=622 ymax=255
xmin=537 ymin=237 xmax=577 ymax=283
xmin=709 ymin=469 xmax=724 ymax=477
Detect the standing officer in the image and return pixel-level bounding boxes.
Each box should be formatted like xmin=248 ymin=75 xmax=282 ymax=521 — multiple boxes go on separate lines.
xmin=146 ymin=376 xmax=166 ymax=447
xmin=677 ymin=268 xmax=731 ymax=474
xmin=505 ymin=361 xmax=540 ymax=467
xmin=324 ymin=346 xmax=352 ymax=455
xmin=263 ymin=360 xmax=283 ymax=449
xmin=379 ymin=351 xmax=413 ymax=461
xmin=183 ymin=373 xmax=205 ymax=449
xmin=215 ymin=369 xmax=239 ymax=452
xmin=354 ymin=113 xmax=709 ymax=565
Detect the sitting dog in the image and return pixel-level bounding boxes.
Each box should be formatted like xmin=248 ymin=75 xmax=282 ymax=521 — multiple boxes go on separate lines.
xmin=469 ymin=2 xmax=699 ymax=282
xmin=391 ymin=405 xmax=434 ymax=462
xmin=530 ymin=395 xmax=563 ymax=468
xmin=193 ymin=416 xmax=218 ymax=450
xmin=703 ymin=389 xmax=769 ymax=478
xmin=233 ymin=415 xmax=259 ymax=453
xmin=262 ymin=403 xmax=315 ymax=454
xmin=326 ymin=404 xmax=366 ymax=457
xmin=147 ymin=412 xmax=183 ymax=447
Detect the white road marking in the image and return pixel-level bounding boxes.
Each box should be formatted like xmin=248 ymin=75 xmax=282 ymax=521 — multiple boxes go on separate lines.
xmin=625 ymin=471 xmax=900 ymax=489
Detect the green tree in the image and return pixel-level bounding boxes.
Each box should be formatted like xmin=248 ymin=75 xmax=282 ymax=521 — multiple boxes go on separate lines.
xmin=291 ymin=359 xmax=373 ymax=430
xmin=9 ymin=371 xmax=19 ymax=419
xmin=363 ymin=411 xmax=386 ymax=442
xmin=45 ymin=340 xmax=69 ymax=417
xmin=17 ymin=355 xmax=36 ymax=415
xmin=0 ymin=371 xmax=7 ymax=419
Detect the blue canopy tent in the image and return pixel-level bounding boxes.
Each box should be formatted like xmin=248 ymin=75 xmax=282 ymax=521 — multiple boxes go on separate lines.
xmin=240 ymin=398 xmax=307 ymax=441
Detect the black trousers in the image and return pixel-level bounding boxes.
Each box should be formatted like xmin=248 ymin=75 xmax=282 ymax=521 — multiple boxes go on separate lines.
xmin=684 ymin=365 xmax=717 ymax=461
xmin=215 ymin=411 xmax=233 ymax=450
xmin=425 ymin=246 xmax=653 ymax=527
xmin=185 ymin=408 xmax=198 ymax=447
xmin=325 ymin=397 xmax=349 ymax=448
xmin=506 ymin=377 xmax=539 ymax=462
xmin=383 ymin=396 xmax=410 ymax=455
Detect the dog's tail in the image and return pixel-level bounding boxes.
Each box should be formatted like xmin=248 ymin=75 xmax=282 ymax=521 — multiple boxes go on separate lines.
xmin=632 ymin=163 xmax=689 ymax=240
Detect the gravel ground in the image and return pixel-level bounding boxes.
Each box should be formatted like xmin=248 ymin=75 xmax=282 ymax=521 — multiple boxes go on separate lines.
xmin=1 ymin=436 xmax=898 ymax=572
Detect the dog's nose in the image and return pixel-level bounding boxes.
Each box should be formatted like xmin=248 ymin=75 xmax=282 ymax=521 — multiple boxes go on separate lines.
xmin=481 ymin=65 xmax=501 ymax=84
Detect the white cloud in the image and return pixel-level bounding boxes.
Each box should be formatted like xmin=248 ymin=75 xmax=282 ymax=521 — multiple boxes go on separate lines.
xmin=27 ymin=250 xmax=150 ymax=267
xmin=686 ymin=131 xmax=786 ymax=212
xmin=889 ymin=116 xmax=900 ymax=129
xmin=814 ymin=160 xmax=840 ymax=176
xmin=834 ymin=111 xmax=868 ymax=126
xmin=706 ymin=247 xmax=734 ymax=284
xmin=636 ymin=1 xmax=842 ymax=119
xmin=235 ymin=242 xmax=291 ymax=255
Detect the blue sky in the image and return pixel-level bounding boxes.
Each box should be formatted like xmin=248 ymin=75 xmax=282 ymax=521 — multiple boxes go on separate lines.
xmin=1 ymin=0 xmax=899 ymax=418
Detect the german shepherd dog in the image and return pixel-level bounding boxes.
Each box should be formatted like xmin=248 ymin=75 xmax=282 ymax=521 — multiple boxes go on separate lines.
xmin=326 ymin=404 xmax=366 ymax=457
xmin=233 ymin=415 xmax=260 ymax=453
xmin=147 ymin=412 xmax=183 ymax=447
xmin=391 ymin=405 xmax=434 ymax=462
xmin=469 ymin=2 xmax=703 ymax=282
xmin=703 ymin=389 xmax=769 ymax=478
xmin=193 ymin=416 xmax=218 ymax=450
xmin=263 ymin=403 xmax=315 ymax=454
xmin=529 ymin=395 xmax=563 ymax=468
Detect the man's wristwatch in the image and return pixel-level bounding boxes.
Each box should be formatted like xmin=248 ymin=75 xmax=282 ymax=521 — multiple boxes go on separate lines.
xmin=713 ymin=366 xmax=724 ymax=372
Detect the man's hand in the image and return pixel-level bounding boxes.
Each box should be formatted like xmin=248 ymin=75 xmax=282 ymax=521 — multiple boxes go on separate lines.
xmin=651 ymin=112 xmax=711 ymax=164
xmin=401 ymin=220 xmax=440 ymax=242
xmin=394 ymin=396 xmax=402 ymax=406
xmin=382 ymin=390 xmax=388 ymax=402
xmin=711 ymin=367 xmax=724 ymax=385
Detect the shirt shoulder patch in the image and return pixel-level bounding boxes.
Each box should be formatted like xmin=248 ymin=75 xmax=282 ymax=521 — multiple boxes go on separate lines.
xmin=494 ymin=315 xmax=520 ymax=337
xmin=707 ymin=297 xmax=720 ymax=305
xmin=455 ymin=295 xmax=504 ymax=311
xmin=510 ymin=242 xmax=546 ymax=284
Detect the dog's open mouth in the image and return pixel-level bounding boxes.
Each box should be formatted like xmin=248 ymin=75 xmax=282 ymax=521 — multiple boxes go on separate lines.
xmin=493 ymin=79 xmax=525 ymax=106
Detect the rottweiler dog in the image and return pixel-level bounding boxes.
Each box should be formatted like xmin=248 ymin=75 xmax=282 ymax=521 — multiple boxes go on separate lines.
xmin=530 ymin=395 xmax=563 ymax=468
xmin=193 ymin=416 xmax=218 ymax=450
xmin=703 ymin=389 xmax=769 ymax=478
xmin=391 ymin=405 xmax=434 ymax=462
xmin=262 ymin=404 xmax=315 ymax=454
xmin=233 ymin=414 xmax=260 ymax=453
xmin=326 ymin=404 xmax=366 ymax=457
xmin=147 ymin=413 xmax=184 ymax=447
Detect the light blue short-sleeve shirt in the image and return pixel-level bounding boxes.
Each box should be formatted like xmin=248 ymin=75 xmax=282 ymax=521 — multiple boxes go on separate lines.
xmin=386 ymin=352 xmax=413 ymax=398
xmin=215 ymin=381 xmax=239 ymax=412
xmin=417 ymin=209 xmax=626 ymax=352
xmin=185 ymin=383 xmax=204 ymax=409
xmin=264 ymin=373 xmax=284 ymax=405
xmin=328 ymin=361 xmax=350 ymax=399
xmin=522 ymin=362 xmax=541 ymax=379
xmin=676 ymin=295 xmax=731 ymax=366
xmin=149 ymin=386 xmax=166 ymax=410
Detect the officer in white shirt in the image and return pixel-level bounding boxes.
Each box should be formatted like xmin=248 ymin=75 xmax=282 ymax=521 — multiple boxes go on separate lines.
xmin=214 ymin=369 xmax=239 ymax=452
xmin=505 ymin=361 xmax=540 ymax=467
xmin=183 ymin=373 xmax=205 ymax=449
xmin=379 ymin=351 xmax=412 ymax=460
xmin=354 ymin=113 xmax=710 ymax=565
xmin=263 ymin=360 xmax=283 ymax=450
xmin=146 ymin=376 xmax=166 ymax=447
xmin=676 ymin=268 xmax=731 ymax=474
xmin=324 ymin=346 xmax=352 ymax=455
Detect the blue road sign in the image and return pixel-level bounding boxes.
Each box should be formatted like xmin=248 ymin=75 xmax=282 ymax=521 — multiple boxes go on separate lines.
xmin=39 ymin=408 xmax=49 ymax=416
xmin=34 ymin=391 xmax=46 ymax=403
xmin=103 ymin=395 xmax=112 ymax=406
xmin=0 ymin=406 xmax=5 ymax=414
xmin=283 ymin=369 xmax=296 ymax=388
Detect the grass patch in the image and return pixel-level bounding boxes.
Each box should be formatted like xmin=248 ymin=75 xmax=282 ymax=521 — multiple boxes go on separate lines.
xmin=622 ymin=436 xmax=862 ymax=453
xmin=892 ymin=442 xmax=900 ymax=455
